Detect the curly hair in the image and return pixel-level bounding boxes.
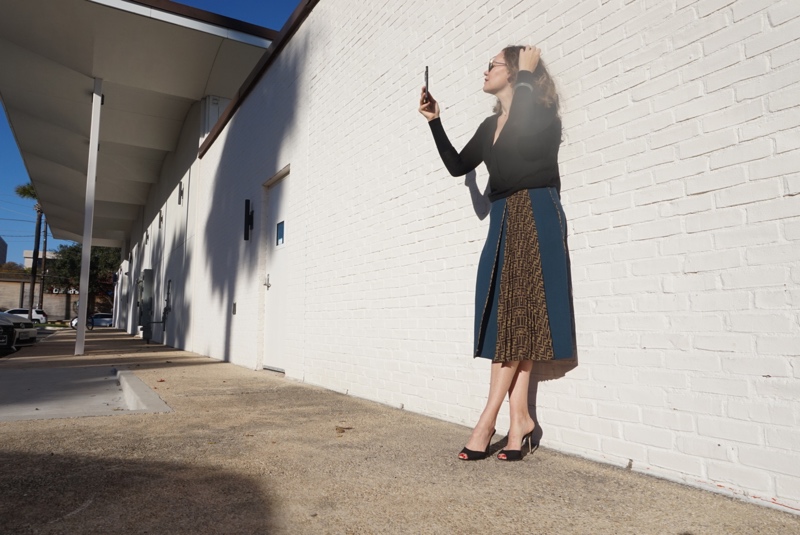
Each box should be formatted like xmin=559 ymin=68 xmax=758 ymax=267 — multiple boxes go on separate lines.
xmin=493 ymin=45 xmax=560 ymax=115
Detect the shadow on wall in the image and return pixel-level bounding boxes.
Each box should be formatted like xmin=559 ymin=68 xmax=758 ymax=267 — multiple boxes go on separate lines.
xmin=465 ymin=169 xmax=491 ymax=220
xmin=0 ymin=452 xmax=276 ymax=533
xmin=203 ymin=34 xmax=310 ymax=362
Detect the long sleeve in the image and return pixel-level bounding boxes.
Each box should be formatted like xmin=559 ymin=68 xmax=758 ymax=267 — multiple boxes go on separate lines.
xmin=428 ymin=117 xmax=486 ymax=177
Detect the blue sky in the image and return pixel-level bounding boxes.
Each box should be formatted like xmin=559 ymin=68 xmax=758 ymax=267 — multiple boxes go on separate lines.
xmin=0 ymin=0 xmax=299 ymax=264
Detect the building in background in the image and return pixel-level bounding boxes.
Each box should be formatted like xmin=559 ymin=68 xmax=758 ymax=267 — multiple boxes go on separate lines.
xmin=0 ymin=236 xmax=7 ymax=264
xmin=22 ymin=250 xmax=58 ymax=270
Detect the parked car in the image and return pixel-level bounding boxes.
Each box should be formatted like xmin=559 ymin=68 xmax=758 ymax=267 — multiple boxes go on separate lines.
xmin=0 ymin=311 xmax=38 ymax=355
xmin=92 ymin=313 xmax=114 ymax=327
xmin=4 ymin=308 xmax=48 ymax=324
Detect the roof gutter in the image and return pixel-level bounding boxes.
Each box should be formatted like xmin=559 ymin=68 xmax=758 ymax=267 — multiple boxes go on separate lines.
xmin=198 ymin=0 xmax=322 ymax=159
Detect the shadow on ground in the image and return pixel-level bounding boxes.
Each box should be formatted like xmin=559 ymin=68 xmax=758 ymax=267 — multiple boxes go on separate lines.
xmin=0 ymin=451 xmax=275 ymax=534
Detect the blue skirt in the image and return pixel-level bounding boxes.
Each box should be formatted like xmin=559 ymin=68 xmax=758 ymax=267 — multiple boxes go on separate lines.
xmin=474 ymin=187 xmax=575 ymax=361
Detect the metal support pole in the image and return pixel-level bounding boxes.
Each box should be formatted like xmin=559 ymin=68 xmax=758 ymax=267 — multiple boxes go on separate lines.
xmin=75 ymin=78 xmax=102 ymax=355
xmin=38 ymin=221 xmax=48 ymax=310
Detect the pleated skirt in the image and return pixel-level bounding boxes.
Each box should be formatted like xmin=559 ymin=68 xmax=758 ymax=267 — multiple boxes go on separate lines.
xmin=474 ymin=187 xmax=575 ymax=362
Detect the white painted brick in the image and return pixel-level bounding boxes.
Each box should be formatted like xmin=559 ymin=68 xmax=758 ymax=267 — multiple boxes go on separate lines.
xmin=650 ymin=121 xmax=700 ymax=149
xmin=728 ymin=401 xmax=795 ymax=428
xmin=644 ymin=7 xmax=697 ymax=45
xmin=674 ymin=11 xmax=727 ymax=50
xmin=676 ymin=436 xmax=731 ymax=461
xmin=628 ymin=147 xmax=676 ymax=173
xmin=630 ymin=218 xmax=683 ymax=241
xmin=689 ymin=292 xmax=750 ymax=312
xmin=715 ymin=222 xmax=779 ymax=249
xmin=610 ymin=171 xmax=653 ymax=194
xmin=771 ymin=41 xmax=800 ymax=68
xmin=685 ymin=167 xmax=742 ymax=195
xmin=770 ymin=86 xmax=800 ymax=113
xmin=648 ymin=449 xmax=705 ymax=477
xmin=730 ymin=313 xmax=794 ymax=334
xmin=683 ymin=46 xmax=742 ymax=84
xmin=664 ymin=273 xmax=718 ymax=293
xmin=740 ymin=108 xmax=800 ymax=141
xmin=586 ymin=228 xmax=629 ymax=247
xmin=739 ymin=446 xmax=800 ymax=478
xmin=667 ymin=391 xmax=725 ymax=414
xmin=732 ymin=0 xmax=776 ymax=22
xmin=640 ymin=333 xmax=691 ymax=351
xmin=638 ymin=369 xmax=690 ymax=389
xmin=705 ymin=12 xmax=764 ymax=55
xmin=766 ymin=427 xmax=800 ymax=451
xmin=625 ymin=111 xmax=674 ymax=139
xmin=625 ymin=0 xmax=674 ymax=36
xmin=698 ymin=0 xmax=736 ymax=17
xmin=694 ymin=334 xmax=754 ymax=353
xmin=579 ymin=415 xmax=622 ymax=438
xmin=722 ymin=356 xmax=792 ymax=377
xmin=586 ymin=262 xmax=628 ymax=281
xmin=704 ymin=100 xmax=765 ymax=132
xmin=707 ymin=461 xmax=774 ymax=493
xmin=749 ymin=150 xmax=800 ymax=181
xmin=636 ymin=294 xmax=689 ymax=313
xmin=776 ymin=475 xmax=800 ymax=502
xmin=715 ymin=180 xmax=782 ymax=208
xmin=768 ymin=1 xmax=800 ymax=25
xmin=756 ymin=336 xmax=800 ymax=356
xmin=597 ymin=402 xmax=641 ymax=423
xmin=685 ymin=208 xmax=745 ymax=233
xmin=698 ymin=416 xmax=762 ymax=444
xmin=722 ymin=267 xmax=789 ymax=289
xmin=624 ymin=41 xmax=670 ymax=72
xmin=572 ymin=214 xmax=611 ymax=233
xmin=600 ymin=137 xmax=647 ymax=163
xmin=653 ymin=79 xmax=704 ymax=112
xmin=776 ymin=130 xmax=800 ymax=153
xmin=630 ymin=256 xmax=684 ymax=276
xmin=618 ymin=386 xmax=667 ymax=408
xmin=596 ymin=332 xmax=639 ymax=349
xmin=755 ymin=378 xmax=800 ymax=400
xmin=634 ymin=181 xmax=685 ymax=206
xmin=601 ymin=68 xmax=649 ymax=98
xmin=736 ymin=63 xmax=800 ymax=101
xmin=601 ymin=437 xmax=648 ymax=463
xmin=746 ymin=16 xmax=800 ymax=57
xmin=659 ymin=233 xmax=714 ymax=256
xmin=745 ymin=242 xmax=800 ymax=266
xmin=624 ymin=424 xmax=674 ymax=448
xmin=754 ymin=288 xmax=791 ymax=309
xmin=674 ymin=89 xmax=735 ymax=122
xmin=685 ymin=250 xmax=741 ymax=273
xmin=706 ymin=56 xmax=770 ymax=93
xmin=606 ymin=102 xmax=652 ymax=129
xmin=692 ymin=377 xmax=750 ymax=397
xmin=560 ymin=429 xmax=602 ymax=450
xmin=611 ymin=205 xmax=659 ymax=227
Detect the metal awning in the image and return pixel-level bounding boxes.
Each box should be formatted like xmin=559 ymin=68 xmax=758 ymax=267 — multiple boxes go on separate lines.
xmin=0 ymin=0 xmax=275 ymax=247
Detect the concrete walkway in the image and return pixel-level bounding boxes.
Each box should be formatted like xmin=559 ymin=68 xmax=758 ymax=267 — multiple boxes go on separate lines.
xmin=1 ymin=330 xmax=799 ymax=534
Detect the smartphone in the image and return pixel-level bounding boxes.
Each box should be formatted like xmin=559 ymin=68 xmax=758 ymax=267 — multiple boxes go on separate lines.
xmin=424 ymin=66 xmax=429 ymax=103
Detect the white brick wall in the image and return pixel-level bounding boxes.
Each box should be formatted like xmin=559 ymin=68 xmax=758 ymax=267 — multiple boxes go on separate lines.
xmin=117 ymin=0 xmax=800 ymax=515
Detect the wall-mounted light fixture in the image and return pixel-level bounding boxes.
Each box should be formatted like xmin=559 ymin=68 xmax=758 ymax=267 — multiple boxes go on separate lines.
xmin=178 ymin=181 xmax=184 ymax=205
xmin=244 ymin=199 xmax=254 ymax=241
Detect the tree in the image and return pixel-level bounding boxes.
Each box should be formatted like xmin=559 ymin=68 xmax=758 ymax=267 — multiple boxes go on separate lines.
xmin=15 ymin=183 xmax=42 ymax=320
xmin=0 ymin=262 xmax=29 ymax=281
xmin=47 ymin=243 xmax=121 ymax=313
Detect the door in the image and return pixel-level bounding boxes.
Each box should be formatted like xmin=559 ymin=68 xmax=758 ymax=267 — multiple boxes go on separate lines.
xmin=263 ymin=177 xmax=288 ymax=372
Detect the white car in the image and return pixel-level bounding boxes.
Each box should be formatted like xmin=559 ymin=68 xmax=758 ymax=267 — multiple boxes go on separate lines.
xmin=0 ymin=311 xmax=38 ymax=355
xmin=4 ymin=308 xmax=48 ymax=324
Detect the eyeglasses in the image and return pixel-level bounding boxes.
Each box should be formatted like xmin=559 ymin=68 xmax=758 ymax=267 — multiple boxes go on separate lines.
xmin=488 ymin=61 xmax=506 ymax=72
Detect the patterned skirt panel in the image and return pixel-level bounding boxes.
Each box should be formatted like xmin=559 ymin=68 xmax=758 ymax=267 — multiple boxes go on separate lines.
xmin=474 ymin=187 xmax=575 ymax=361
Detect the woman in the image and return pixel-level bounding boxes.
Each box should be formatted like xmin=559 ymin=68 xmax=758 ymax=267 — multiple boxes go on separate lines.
xmin=418 ymin=46 xmax=575 ymax=461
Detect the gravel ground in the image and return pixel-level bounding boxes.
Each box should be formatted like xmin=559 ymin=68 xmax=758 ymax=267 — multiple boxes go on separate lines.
xmin=1 ymin=330 xmax=799 ymax=534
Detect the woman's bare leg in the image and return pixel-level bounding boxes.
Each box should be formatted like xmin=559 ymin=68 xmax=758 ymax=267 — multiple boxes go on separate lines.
xmin=498 ymin=359 xmax=535 ymax=458
xmin=460 ymin=360 xmax=521 ymax=457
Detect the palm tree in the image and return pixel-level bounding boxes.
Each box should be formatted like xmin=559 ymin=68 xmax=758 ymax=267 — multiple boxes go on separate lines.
xmin=15 ymin=183 xmax=42 ymax=322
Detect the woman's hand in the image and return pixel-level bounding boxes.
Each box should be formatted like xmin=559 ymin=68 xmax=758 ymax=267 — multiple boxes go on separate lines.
xmin=518 ymin=46 xmax=541 ymax=73
xmin=418 ymin=87 xmax=440 ymax=121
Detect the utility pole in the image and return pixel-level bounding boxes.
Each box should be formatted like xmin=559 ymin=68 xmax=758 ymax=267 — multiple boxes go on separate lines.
xmin=27 ymin=203 xmax=42 ymax=321
xmin=38 ymin=220 xmax=48 ymax=310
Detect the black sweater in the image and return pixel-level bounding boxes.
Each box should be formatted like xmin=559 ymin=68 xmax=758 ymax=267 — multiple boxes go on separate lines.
xmin=428 ymin=70 xmax=562 ymax=202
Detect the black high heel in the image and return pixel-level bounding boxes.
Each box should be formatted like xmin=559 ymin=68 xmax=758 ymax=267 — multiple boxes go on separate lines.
xmin=458 ymin=429 xmax=496 ymax=461
xmin=497 ymin=431 xmax=534 ymax=462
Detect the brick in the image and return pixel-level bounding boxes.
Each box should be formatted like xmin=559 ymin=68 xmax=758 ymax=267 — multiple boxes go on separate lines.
xmin=599 ymin=39 xmax=646 ymax=72
xmin=768 ymin=1 xmax=800 ymax=25
xmin=630 ymin=256 xmax=684 ymax=276
xmin=674 ymin=88 xmax=734 ymax=122
xmin=689 ymin=292 xmax=750 ymax=312
xmin=767 ymin=427 xmax=800 ymax=451
xmin=722 ymin=356 xmax=792 ymax=377
xmin=727 ymin=400 xmax=796 ymax=426
xmin=625 ymin=1 xmax=674 ymax=36
xmin=740 ymin=108 xmax=800 ymax=141
xmin=624 ymin=424 xmax=674 ymax=448
xmin=579 ymin=416 xmax=622 ymax=438
xmin=654 ymin=157 xmax=708 ymax=186
xmin=659 ymin=233 xmax=714 ymax=256
xmin=601 ymin=137 xmax=648 ymax=163
xmin=698 ymin=416 xmax=762 ymax=444
xmin=630 ymin=218 xmax=683 ymax=241
xmin=776 ymin=475 xmax=800 ymax=502
xmin=628 ymin=146 xmax=675 ymax=173
xmin=653 ymin=79 xmax=704 ymax=112
xmin=674 ymin=11 xmax=727 ymax=50
xmin=618 ymin=386 xmax=667 ymax=408
xmin=692 ymin=376 xmax=750 ymax=397
xmin=572 ymin=214 xmax=611 ymax=233
xmin=715 ymin=180 xmax=782 ymax=208
xmin=624 ymin=41 xmax=670 ymax=72
xmin=676 ymin=436 xmax=731 ymax=461
xmin=672 ymin=314 xmax=727 ymax=333
xmin=746 ymin=16 xmax=800 ymax=57
xmin=683 ymin=46 xmax=742 ymax=83
xmin=749 ymin=150 xmax=800 ymax=181
xmin=664 ymin=273 xmax=718 ymax=293
xmin=707 ymin=461 xmax=774 ymax=492
xmin=721 ymin=266 xmax=789 ymax=289
xmin=698 ymin=0 xmax=736 ymax=17
xmin=770 ymin=86 xmax=800 ymax=113
xmin=619 ymin=314 xmax=670 ymax=331
xmin=601 ymin=437 xmax=648 ymax=462
xmin=737 ymin=62 xmax=800 ymax=100
xmin=739 ymin=445 xmax=800 ymax=478
xmin=756 ymin=336 xmax=800 ymax=356
xmin=650 ymin=121 xmax=700 ymax=149
xmin=644 ymin=7 xmax=697 ymax=45
xmin=625 ymin=111 xmax=674 ymax=139
xmin=746 ymin=242 xmax=800 ymax=266
xmin=606 ymin=101 xmax=651 ymax=129
xmin=707 ymin=56 xmax=770 ymax=93
xmin=649 ymin=449 xmax=705 ymax=477
xmin=685 ymin=208 xmax=745 ymax=233
xmin=679 ymin=129 xmax=739 ymax=159
xmin=776 ymin=130 xmax=800 ymax=153
xmin=638 ymin=369 xmax=690 ymax=389
xmin=732 ymin=0 xmax=777 ymax=22
xmin=755 ymin=378 xmax=800 ymax=399
xmin=706 ymin=13 xmax=764 ymax=56
xmin=703 ymin=100 xmax=765 ymax=132
xmin=640 ymin=333 xmax=691 ymax=351
xmin=610 ymin=241 xmax=659 ymax=261
xmin=611 ymin=205 xmax=659 ymax=227
xmin=754 ymin=288 xmax=791 ymax=309
xmin=730 ymin=313 xmax=794 ymax=333
xmin=586 ymin=262 xmax=627 ymax=281
xmin=560 ymin=429 xmax=602 ymax=450
xmin=610 ymin=172 xmax=653 ymax=194
xmin=771 ymin=41 xmax=800 ymax=68
xmin=667 ymin=391 xmax=725 ymax=414
xmin=596 ymin=332 xmax=639 ymax=349
xmin=597 ymin=402 xmax=641 ymax=423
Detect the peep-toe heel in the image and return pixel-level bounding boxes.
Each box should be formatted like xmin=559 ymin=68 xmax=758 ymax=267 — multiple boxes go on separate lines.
xmin=458 ymin=429 xmax=496 ymax=461
xmin=497 ymin=431 xmax=534 ymax=462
